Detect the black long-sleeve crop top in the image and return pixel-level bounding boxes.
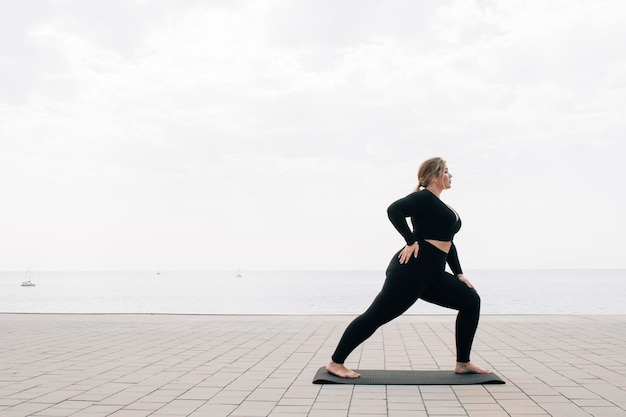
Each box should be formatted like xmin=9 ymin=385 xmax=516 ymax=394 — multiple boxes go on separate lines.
xmin=387 ymin=189 xmax=464 ymax=275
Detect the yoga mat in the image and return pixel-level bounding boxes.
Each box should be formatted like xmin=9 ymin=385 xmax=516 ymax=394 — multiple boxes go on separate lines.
xmin=312 ymin=367 xmax=505 ymax=385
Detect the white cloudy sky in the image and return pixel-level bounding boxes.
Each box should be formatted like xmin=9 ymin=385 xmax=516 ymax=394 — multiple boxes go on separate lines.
xmin=1 ymin=0 xmax=625 ymax=271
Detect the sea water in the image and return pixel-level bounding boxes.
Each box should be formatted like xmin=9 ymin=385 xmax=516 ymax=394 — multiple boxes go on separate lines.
xmin=1 ymin=269 xmax=624 ymax=315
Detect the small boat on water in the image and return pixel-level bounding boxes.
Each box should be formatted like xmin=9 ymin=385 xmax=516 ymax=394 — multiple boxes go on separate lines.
xmin=21 ymin=266 xmax=35 ymax=287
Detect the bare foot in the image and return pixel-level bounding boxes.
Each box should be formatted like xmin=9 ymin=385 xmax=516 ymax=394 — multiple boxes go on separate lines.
xmin=326 ymin=360 xmax=361 ymax=378
xmin=455 ymin=362 xmax=492 ymax=374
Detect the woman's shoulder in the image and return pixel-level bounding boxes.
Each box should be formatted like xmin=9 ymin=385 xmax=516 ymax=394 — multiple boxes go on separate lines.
xmin=397 ymin=189 xmax=435 ymax=206
xmin=406 ymin=189 xmax=435 ymax=201
xmin=388 ymin=189 xmax=434 ymax=215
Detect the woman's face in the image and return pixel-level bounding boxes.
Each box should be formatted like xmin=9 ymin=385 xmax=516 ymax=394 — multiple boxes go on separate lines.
xmin=441 ymin=166 xmax=453 ymax=189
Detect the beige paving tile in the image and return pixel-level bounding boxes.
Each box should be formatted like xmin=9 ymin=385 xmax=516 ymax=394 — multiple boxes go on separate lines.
xmin=68 ymin=404 xmax=123 ymax=416
xmin=268 ymin=404 xmax=312 ymax=414
xmin=466 ymin=411 xmax=510 ymax=417
xmin=206 ymin=390 xmax=251 ymax=405
xmin=269 ymin=411 xmax=309 ymax=417
xmin=188 ymin=403 xmax=237 ymax=417
xmin=106 ymin=410 xmax=153 ymax=417
xmin=308 ymin=410 xmax=348 ymax=417
xmin=230 ymin=400 xmax=278 ymax=416
xmin=388 ymin=411 xmax=428 ymax=417
xmin=462 ymin=403 xmax=506 ymax=411
xmin=580 ymin=407 xmax=626 ymax=416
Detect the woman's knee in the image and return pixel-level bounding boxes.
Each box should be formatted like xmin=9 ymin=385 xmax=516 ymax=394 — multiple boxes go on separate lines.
xmin=457 ymin=288 xmax=480 ymax=314
xmin=472 ymin=290 xmax=480 ymax=311
xmin=359 ymin=306 xmax=399 ymax=329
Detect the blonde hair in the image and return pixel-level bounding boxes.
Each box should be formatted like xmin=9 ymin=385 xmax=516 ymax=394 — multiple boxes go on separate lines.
xmin=414 ymin=157 xmax=447 ymax=191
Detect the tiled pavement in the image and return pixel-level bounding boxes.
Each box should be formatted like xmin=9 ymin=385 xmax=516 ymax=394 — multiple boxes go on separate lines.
xmin=1 ymin=314 xmax=625 ymax=417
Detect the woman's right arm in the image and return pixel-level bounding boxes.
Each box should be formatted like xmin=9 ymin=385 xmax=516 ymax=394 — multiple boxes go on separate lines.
xmin=387 ymin=191 xmax=425 ymax=245
xmin=387 ymin=192 xmax=426 ymax=263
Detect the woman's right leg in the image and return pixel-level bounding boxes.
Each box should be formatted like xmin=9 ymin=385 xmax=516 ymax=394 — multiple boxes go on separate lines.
xmin=327 ymin=243 xmax=446 ymax=377
xmin=330 ymin=257 xmax=424 ymax=365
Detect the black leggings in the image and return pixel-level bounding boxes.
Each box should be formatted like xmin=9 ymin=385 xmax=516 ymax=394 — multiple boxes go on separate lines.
xmin=331 ymin=241 xmax=481 ymax=364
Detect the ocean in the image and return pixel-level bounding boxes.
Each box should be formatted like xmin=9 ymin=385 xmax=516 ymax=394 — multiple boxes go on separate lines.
xmin=2 ymin=269 xmax=624 ymax=315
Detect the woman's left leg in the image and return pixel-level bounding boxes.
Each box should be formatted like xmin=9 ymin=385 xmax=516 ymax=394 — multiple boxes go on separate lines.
xmin=420 ymin=272 xmax=481 ymax=363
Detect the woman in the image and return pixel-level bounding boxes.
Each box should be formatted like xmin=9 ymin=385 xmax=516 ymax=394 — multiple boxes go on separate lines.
xmin=327 ymin=157 xmax=491 ymax=378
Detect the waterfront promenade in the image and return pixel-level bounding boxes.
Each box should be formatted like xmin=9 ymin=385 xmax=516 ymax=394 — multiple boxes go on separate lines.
xmin=1 ymin=314 xmax=624 ymax=417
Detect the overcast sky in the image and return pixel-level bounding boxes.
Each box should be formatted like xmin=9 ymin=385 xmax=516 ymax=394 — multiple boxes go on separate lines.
xmin=1 ymin=0 xmax=625 ymax=271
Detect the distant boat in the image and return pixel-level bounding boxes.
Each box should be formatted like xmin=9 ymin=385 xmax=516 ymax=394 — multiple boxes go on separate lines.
xmin=21 ymin=266 xmax=35 ymax=287
xmin=235 ymin=270 xmax=243 ymax=278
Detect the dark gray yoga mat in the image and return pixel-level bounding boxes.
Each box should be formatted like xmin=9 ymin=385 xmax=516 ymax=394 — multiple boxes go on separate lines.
xmin=313 ymin=367 xmax=505 ymax=385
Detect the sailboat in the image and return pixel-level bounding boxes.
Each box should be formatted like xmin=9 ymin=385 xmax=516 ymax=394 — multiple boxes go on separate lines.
xmin=21 ymin=266 xmax=36 ymax=287
xmin=235 ymin=269 xmax=243 ymax=278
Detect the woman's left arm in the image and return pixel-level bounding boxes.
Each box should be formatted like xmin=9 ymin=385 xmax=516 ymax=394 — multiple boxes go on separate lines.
xmin=448 ymin=243 xmax=474 ymax=289
xmin=447 ymin=242 xmax=463 ymax=275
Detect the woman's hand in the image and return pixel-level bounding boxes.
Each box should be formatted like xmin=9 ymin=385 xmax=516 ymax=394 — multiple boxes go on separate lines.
xmin=398 ymin=242 xmax=419 ymax=264
xmin=457 ymin=274 xmax=474 ymax=289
